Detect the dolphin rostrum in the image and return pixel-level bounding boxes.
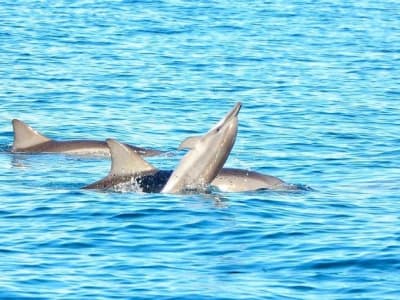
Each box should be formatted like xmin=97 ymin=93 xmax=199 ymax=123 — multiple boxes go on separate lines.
xmin=11 ymin=119 xmax=163 ymax=157
xmin=161 ymin=102 xmax=241 ymax=194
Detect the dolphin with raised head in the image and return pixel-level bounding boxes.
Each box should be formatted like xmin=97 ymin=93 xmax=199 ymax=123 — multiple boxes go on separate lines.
xmin=84 ymin=102 xmax=241 ymax=193
xmin=83 ymin=138 xmax=171 ymax=192
xmin=161 ymin=102 xmax=241 ymax=194
xmin=11 ymin=119 xmax=163 ymax=157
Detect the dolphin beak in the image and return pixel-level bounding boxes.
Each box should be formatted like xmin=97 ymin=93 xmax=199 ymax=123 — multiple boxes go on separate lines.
xmin=223 ymin=102 xmax=242 ymax=123
xmin=229 ymin=102 xmax=242 ymax=118
xmin=209 ymin=102 xmax=242 ymax=132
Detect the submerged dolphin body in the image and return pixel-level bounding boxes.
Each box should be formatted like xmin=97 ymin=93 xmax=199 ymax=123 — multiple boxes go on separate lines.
xmin=11 ymin=119 xmax=163 ymax=157
xmin=161 ymin=102 xmax=241 ymax=194
xmin=84 ymin=139 xmax=298 ymax=193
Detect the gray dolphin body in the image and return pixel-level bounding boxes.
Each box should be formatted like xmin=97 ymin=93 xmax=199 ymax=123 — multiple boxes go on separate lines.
xmin=11 ymin=119 xmax=163 ymax=157
xmin=83 ymin=138 xmax=171 ymax=192
xmin=212 ymin=168 xmax=298 ymax=192
xmin=161 ymin=102 xmax=241 ymax=193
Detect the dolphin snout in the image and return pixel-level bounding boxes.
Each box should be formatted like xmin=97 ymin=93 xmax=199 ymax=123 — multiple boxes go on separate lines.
xmin=233 ymin=102 xmax=242 ymax=116
xmin=225 ymin=102 xmax=242 ymax=122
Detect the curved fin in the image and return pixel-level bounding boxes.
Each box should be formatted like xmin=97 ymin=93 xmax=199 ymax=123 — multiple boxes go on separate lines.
xmin=106 ymin=138 xmax=157 ymax=176
xmin=12 ymin=119 xmax=51 ymax=150
xmin=177 ymin=136 xmax=201 ymax=150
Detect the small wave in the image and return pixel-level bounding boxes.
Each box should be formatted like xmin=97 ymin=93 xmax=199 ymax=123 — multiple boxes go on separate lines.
xmin=58 ymin=241 xmax=94 ymax=249
xmin=0 ymin=144 xmax=11 ymax=153
xmin=303 ymin=255 xmax=400 ymax=272
xmin=111 ymin=178 xmax=144 ymax=193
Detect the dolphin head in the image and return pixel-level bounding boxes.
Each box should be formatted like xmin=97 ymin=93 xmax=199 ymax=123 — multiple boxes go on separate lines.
xmin=162 ymin=102 xmax=241 ymax=193
xmin=203 ymin=101 xmax=241 ymax=147
xmin=195 ymin=102 xmax=241 ymax=174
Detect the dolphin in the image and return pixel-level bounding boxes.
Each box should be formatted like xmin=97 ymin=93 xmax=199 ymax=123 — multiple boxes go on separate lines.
xmin=83 ymin=139 xmax=299 ymax=193
xmin=83 ymin=138 xmax=172 ymax=192
xmin=161 ymin=102 xmax=241 ymax=193
xmin=212 ymin=168 xmax=298 ymax=192
xmin=178 ymin=137 xmax=299 ymax=192
xmin=11 ymin=119 xmax=163 ymax=157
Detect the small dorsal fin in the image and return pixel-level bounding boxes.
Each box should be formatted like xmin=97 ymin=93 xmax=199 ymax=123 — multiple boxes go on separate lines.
xmin=177 ymin=135 xmax=201 ymax=150
xmin=12 ymin=119 xmax=51 ymax=150
xmin=106 ymin=138 xmax=157 ymax=176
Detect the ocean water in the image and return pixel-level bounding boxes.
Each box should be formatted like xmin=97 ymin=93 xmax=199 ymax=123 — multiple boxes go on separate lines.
xmin=1 ymin=0 xmax=399 ymax=299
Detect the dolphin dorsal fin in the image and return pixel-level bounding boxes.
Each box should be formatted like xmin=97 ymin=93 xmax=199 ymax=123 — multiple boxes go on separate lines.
xmin=178 ymin=135 xmax=201 ymax=150
xmin=106 ymin=138 xmax=157 ymax=176
xmin=12 ymin=119 xmax=51 ymax=150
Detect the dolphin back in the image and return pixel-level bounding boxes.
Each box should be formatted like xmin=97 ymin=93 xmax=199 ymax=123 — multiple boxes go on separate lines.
xmin=12 ymin=119 xmax=51 ymax=151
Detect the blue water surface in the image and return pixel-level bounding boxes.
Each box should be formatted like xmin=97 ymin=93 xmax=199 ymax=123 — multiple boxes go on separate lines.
xmin=1 ymin=0 xmax=400 ymax=299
